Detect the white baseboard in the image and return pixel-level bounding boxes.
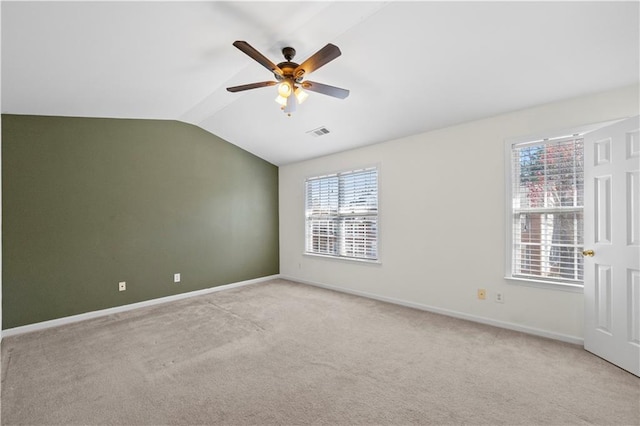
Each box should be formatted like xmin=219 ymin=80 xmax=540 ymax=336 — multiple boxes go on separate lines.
xmin=2 ymin=274 xmax=281 ymax=338
xmin=4 ymin=274 xmax=583 ymax=346
xmin=282 ymin=275 xmax=584 ymax=346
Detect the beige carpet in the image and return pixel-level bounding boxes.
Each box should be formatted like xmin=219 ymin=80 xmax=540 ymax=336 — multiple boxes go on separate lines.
xmin=1 ymin=279 xmax=639 ymax=425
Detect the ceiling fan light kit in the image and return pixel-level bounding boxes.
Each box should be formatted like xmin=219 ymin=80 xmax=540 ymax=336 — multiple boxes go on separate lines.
xmin=277 ymin=80 xmax=292 ymax=97
xmin=227 ymin=40 xmax=349 ymax=116
xmin=294 ymin=86 xmax=309 ymax=104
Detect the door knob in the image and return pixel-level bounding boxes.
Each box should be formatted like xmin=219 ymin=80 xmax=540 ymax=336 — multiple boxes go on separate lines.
xmin=582 ymin=249 xmax=595 ymax=257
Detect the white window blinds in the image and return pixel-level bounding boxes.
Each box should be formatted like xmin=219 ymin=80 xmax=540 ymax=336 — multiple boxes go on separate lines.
xmin=305 ymin=167 xmax=378 ymax=261
xmin=510 ymin=137 xmax=584 ymax=284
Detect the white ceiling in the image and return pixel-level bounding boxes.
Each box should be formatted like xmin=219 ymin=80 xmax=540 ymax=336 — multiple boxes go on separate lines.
xmin=2 ymin=1 xmax=639 ymax=165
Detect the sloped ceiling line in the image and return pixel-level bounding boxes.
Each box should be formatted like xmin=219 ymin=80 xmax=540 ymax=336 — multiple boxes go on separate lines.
xmin=2 ymin=1 xmax=638 ymax=165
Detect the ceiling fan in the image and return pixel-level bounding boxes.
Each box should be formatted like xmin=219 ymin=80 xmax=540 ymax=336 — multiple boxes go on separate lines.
xmin=226 ymin=40 xmax=349 ymax=115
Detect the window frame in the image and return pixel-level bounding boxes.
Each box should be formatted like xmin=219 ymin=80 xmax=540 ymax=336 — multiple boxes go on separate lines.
xmin=304 ymin=165 xmax=381 ymax=264
xmin=503 ymin=123 xmax=610 ymax=292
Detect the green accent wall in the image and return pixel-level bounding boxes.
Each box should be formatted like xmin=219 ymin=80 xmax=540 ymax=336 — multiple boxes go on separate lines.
xmin=2 ymin=115 xmax=279 ymax=329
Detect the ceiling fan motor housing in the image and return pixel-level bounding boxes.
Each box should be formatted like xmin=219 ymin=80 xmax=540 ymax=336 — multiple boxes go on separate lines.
xmin=276 ymin=47 xmax=305 ymax=82
xmin=275 ymin=63 xmax=304 ymax=82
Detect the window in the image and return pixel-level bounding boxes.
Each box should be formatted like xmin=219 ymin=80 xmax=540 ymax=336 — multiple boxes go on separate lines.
xmin=508 ymin=136 xmax=584 ymax=285
xmin=305 ymin=167 xmax=378 ymax=261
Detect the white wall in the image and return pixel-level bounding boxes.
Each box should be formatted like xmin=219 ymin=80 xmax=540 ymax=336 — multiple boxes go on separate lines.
xmin=279 ymin=84 xmax=640 ymax=343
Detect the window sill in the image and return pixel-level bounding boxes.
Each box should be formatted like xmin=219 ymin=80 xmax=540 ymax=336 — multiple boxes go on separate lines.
xmin=304 ymin=252 xmax=382 ymax=265
xmin=505 ymin=276 xmax=583 ymax=293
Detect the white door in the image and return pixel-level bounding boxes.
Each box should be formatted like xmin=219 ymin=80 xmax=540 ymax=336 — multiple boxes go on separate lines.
xmin=584 ymin=115 xmax=640 ymax=376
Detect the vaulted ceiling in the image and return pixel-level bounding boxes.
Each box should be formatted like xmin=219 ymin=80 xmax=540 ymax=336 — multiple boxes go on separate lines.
xmin=3 ymin=1 xmax=639 ymax=165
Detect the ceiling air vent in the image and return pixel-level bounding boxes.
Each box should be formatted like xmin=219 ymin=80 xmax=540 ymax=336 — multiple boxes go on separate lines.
xmin=307 ymin=126 xmax=331 ymax=137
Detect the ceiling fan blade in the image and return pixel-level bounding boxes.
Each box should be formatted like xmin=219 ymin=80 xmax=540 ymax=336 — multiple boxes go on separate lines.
xmin=233 ymin=41 xmax=283 ymax=77
xmin=226 ymin=81 xmax=277 ymax=93
xmin=301 ymin=81 xmax=349 ymax=99
xmin=294 ymin=44 xmax=341 ymax=76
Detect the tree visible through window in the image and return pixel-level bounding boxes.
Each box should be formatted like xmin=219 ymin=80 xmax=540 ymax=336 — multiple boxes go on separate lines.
xmin=510 ymin=137 xmax=584 ymax=284
xmin=305 ymin=168 xmax=378 ymax=261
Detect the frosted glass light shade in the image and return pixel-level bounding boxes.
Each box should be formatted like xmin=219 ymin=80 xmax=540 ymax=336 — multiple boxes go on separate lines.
xmin=294 ymin=87 xmax=309 ymax=104
xmin=278 ymin=81 xmax=292 ymax=97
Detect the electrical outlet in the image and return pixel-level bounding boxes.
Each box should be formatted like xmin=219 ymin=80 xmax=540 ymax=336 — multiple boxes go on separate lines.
xmin=174 ymin=273 xmax=181 ymax=283
xmin=119 ymin=281 xmax=126 ymax=292
xmin=495 ymin=292 xmax=505 ymax=303
xmin=477 ymin=289 xmax=486 ymax=300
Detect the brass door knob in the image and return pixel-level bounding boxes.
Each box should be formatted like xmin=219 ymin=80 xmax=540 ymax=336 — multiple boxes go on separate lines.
xmin=582 ymin=249 xmax=595 ymax=257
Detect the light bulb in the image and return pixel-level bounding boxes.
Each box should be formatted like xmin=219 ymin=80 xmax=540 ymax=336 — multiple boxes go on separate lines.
xmin=277 ymin=81 xmax=292 ymax=97
xmin=275 ymin=95 xmax=287 ymax=106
